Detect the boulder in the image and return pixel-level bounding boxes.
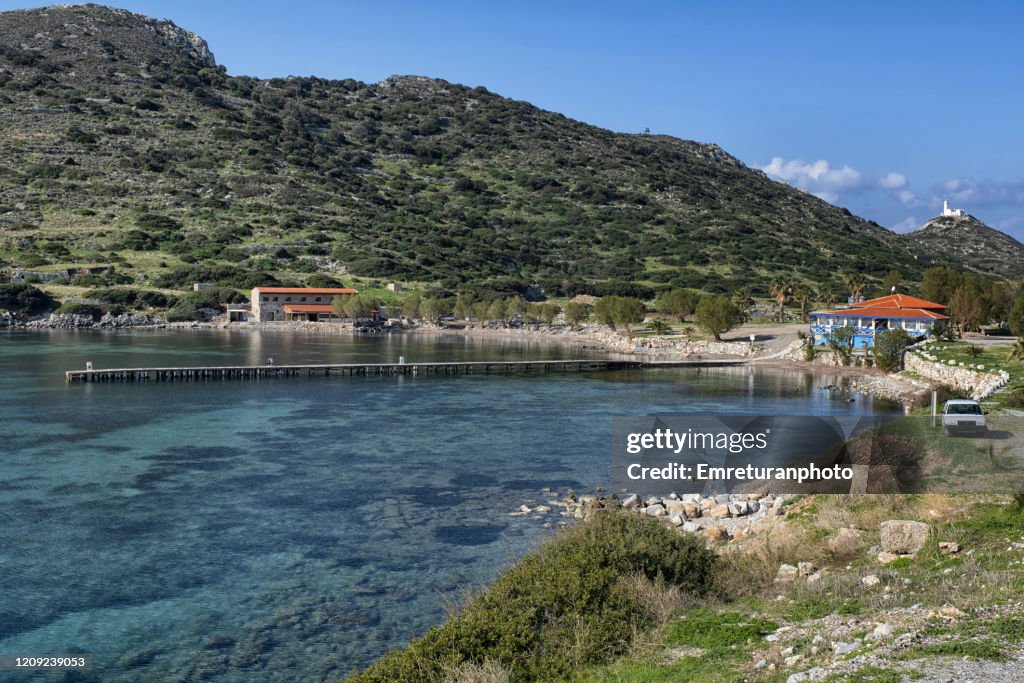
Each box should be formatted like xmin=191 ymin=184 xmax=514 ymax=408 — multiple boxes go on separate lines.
xmin=870 ymin=623 xmax=894 ymax=640
xmin=703 ymin=525 xmax=729 ymax=542
xmin=710 ymin=503 xmax=731 ymax=518
xmin=645 ymin=504 xmax=667 ymax=517
xmin=861 ymin=574 xmax=881 ymax=587
xmin=828 ymin=527 xmax=864 ymax=556
xmin=776 ymin=563 xmax=799 ymax=581
xmin=877 ymin=551 xmax=904 ymax=564
xmin=797 ymin=561 xmax=815 ymax=576
xmin=621 ymin=493 xmax=639 ymax=509
xmin=729 ymin=501 xmax=749 ymax=516
xmin=880 ymin=520 xmax=931 ymax=554
xmin=681 ymin=502 xmax=701 ymax=518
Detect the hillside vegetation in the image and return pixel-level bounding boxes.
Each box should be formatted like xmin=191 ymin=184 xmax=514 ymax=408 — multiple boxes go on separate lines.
xmin=908 ymin=215 xmax=1024 ymax=279
xmin=0 ymin=4 xmax=990 ymax=305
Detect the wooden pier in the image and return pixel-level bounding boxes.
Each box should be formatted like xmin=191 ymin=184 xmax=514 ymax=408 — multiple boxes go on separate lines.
xmin=65 ymin=359 xmax=745 ymax=383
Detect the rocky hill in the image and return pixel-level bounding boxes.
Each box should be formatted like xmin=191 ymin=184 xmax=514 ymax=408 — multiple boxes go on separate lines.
xmin=0 ymin=4 xmax=985 ymax=300
xmin=908 ymin=214 xmax=1024 ymax=279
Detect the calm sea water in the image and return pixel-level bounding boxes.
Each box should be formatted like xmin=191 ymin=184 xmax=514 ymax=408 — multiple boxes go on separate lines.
xmin=0 ymin=329 xmax=896 ymax=681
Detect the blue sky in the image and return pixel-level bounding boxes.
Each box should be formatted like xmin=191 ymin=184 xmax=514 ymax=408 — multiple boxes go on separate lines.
xmin=5 ymin=1 xmax=1024 ymax=239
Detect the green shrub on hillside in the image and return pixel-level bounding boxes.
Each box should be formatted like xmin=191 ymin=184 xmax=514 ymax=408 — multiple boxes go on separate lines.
xmin=346 ymin=512 xmax=718 ymax=683
xmin=0 ymin=283 xmax=56 ymax=316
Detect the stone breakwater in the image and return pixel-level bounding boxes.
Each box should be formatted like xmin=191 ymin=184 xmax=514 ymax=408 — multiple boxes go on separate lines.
xmin=905 ymin=343 xmax=1010 ymax=400
xmin=514 ymin=490 xmax=792 ymax=543
xmin=12 ymin=313 xmax=168 ymax=329
xmin=420 ymin=323 xmax=760 ymax=358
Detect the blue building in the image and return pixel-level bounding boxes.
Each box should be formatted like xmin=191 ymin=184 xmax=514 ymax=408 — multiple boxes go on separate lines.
xmin=809 ymin=294 xmax=948 ymax=349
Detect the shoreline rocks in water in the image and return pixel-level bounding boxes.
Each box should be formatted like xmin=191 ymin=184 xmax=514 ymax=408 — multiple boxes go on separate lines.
xmin=515 ymin=489 xmax=792 ymax=543
xmin=4 ymin=312 xmax=168 ymax=329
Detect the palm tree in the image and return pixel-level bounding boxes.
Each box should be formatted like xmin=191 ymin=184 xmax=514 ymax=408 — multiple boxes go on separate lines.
xmin=1010 ymin=339 xmax=1024 ymax=361
xmin=770 ymin=278 xmax=791 ymax=323
xmin=649 ymin=318 xmax=672 ymax=335
xmin=791 ymin=283 xmax=813 ymax=321
xmin=842 ymin=272 xmax=867 ymax=303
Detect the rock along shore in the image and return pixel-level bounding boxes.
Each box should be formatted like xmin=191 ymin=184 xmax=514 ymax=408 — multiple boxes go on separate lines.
xmin=515 ymin=488 xmax=793 ymax=544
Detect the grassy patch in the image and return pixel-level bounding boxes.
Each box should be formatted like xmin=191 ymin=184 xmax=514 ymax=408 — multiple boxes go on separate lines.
xmin=665 ymin=610 xmax=777 ymax=649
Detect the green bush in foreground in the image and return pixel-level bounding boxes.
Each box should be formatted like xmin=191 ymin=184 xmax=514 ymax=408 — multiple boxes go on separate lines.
xmin=346 ymin=512 xmax=718 ymax=683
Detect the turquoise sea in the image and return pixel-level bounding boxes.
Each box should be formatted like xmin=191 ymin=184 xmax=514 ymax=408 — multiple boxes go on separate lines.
xmin=0 ymin=329 xmax=896 ymax=681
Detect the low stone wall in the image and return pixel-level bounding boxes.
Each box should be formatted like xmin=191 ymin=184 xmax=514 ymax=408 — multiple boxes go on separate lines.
xmin=904 ymin=344 xmax=1010 ymax=400
xmin=586 ymin=329 xmax=758 ymax=357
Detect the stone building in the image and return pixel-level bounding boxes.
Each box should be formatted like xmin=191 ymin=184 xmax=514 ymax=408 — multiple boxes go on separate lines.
xmin=249 ymin=286 xmax=358 ymax=322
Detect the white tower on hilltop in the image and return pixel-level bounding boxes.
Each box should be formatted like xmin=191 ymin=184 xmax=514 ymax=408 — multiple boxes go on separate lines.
xmin=943 ymin=199 xmax=965 ymax=218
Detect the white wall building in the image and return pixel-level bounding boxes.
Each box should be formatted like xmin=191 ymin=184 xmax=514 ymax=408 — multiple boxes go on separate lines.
xmin=942 ymin=199 xmax=965 ymax=218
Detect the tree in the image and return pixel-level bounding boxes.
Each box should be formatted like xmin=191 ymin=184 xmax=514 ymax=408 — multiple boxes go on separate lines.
xmin=0 ymin=283 xmax=56 ymax=316
xmin=539 ymin=303 xmax=561 ymax=325
xmin=818 ymin=285 xmax=839 ymax=308
xmin=1009 ymin=296 xmax=1024 ymax=337
xmin=420 ymin=297 xmax=452 ymax=323
xmin=841 ymin=272 xmax=867 ymax=303
xmin=473 ymin=300 xmax=491 ymax=321
xmin=505 ymin=296 xmax=527 ymax=318
xmin=654 ymin=288 xmax=699 ymax=321
xmin=731 ymin=287 xmax=754 ymax=320
xmin=949 ymin=285 xmax=982 ymax=336
xmin=612 ymin=297 xmax=647 ymax=336
xmin=770 ymin=277 xmax=791 ymax=322
xmin=881 ymin=269 xmax=903 ymax=295
xmin=826 ymin=326 xmax=856 ymax=366
xmin=919 ymin=266 xmax=962 ymax=304
xmin=564 ymin=301 xmax=591 ymax=327
xmin=1010 ymin=339 xmax=1024 ymax=362
xmin=791 ymin=283 xmax=813 ymax=321
xmin=335 ymin=293 xmax=378 ymax=319
xmin=486 ymin=299 xmax=506 ymax=322
xmin=873 ymin=328 xmax=910 ymax=373
xmin=454 ymin=293 xmax=476 ymax=319
xmin=649 ymin=318 xmax=671 ymax=335
xmin=400 ymin=292 xmax=421 ymax=319
xmin=594 ymin=297 xmax=617 ymax=329
xmin=694 ymin=295 xmax=744 ymax=342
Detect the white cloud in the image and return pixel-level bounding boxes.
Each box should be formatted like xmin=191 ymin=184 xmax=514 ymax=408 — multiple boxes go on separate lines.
xmin=878 ymin=172 xmax=908 ymax=190
xmin=891 ymin=216 xmax=919 ymax=233
xmin=760 ymin=157 xmax=864 ymax=201
xmin=760 ymin=157 xmax=911 ymax=208
xmin=896 ymin=189 xmax=925 ymax=207
xmin=938 ymin=177 xmax=1024 ymax=206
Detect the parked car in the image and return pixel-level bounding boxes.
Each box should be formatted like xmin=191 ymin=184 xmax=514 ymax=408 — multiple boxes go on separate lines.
xmin=941 ymin=399 xmax=987 ymax=436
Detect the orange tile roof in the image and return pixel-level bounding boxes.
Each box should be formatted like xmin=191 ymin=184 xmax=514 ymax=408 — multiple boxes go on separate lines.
xmin=253 ymin=287 xmax=358 ymax=295
xmin=282 ymin=304 xmax=338 ymax=313
xmin=811 ymin=307 xmax=948 ymax=320
xmin=849 ymin=294 xmax=945 ymax=310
